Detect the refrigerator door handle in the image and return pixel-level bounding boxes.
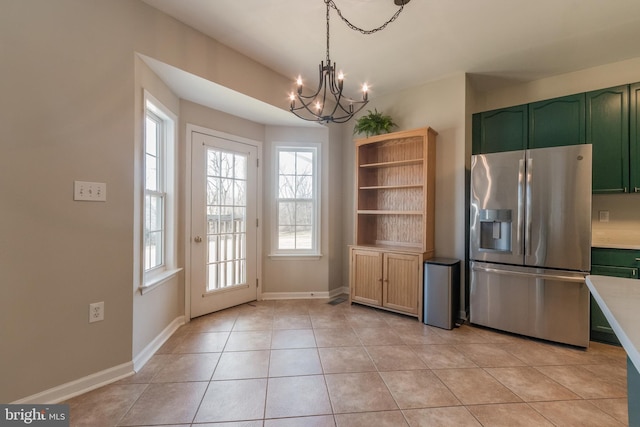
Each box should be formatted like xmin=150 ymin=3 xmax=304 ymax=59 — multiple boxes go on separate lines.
xmin=471 ymin=264 xmax=586 ymax=283
xmin=517 ymin=159 xmax=525 ymax=255
xmin=525 ymin=157 xmax=533 ymax=256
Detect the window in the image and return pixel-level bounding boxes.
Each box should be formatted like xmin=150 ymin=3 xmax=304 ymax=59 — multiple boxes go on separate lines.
xmin=145 ymin=110 xmax=164 ymax=271
xmin=142 ymin=92 xmax=178 ymax=289
xmin=273 ymin=144 xmax=320 ymax=256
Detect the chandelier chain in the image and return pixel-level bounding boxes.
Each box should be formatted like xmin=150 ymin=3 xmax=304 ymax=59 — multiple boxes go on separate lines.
xmin=327 ymin=0 xmax=405 ymax=36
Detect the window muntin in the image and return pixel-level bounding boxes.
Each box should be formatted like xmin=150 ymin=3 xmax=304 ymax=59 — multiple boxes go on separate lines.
xmin=274 ymin=146 xmax=319 ymax=255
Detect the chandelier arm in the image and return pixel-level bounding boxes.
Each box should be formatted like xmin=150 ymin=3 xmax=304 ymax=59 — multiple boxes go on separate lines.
xmin=328 ymin=0 xmax=405 ymax=35
xmin=327 ymin=89 xmax=343 ymax=121
xmin=292 ymin=96 xmax=325 ymax=120
xmin=328 ymin=61 xmax=341 ymax=96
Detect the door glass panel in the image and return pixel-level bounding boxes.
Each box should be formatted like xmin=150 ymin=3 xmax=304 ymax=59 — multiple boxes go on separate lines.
xmin=206 ymin=147 xmax=247 ymax=291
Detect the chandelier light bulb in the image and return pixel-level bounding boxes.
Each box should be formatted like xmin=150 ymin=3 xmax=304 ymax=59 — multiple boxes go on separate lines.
xmin=296 ymin=76 xmax=303 ymax=86
xmin=315 ymin=101 xmax=322 ymax=111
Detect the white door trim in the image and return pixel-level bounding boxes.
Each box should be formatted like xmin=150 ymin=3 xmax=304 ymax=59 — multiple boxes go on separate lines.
xmin=184 ymin=124 xmax=263 ymax=322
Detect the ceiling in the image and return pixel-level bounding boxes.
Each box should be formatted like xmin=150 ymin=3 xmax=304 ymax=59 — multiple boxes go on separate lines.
xmin=142 ymin=0 xmax=640 ymax=125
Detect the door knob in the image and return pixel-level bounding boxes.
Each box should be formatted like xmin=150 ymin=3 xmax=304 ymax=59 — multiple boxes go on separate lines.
xmin=194 ymin=236 xmax=202 ymax=243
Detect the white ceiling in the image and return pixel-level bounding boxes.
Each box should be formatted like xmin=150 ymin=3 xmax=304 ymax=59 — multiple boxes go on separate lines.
xmin=142 ymin=0 xmax=640 ymax=124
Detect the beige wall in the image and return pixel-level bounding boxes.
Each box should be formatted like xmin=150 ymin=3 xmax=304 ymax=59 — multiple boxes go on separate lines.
xmin=4 ymin=0 xmax=640 ymax=404
xmin=473 ymin=57 xmax=640 ymax=112
xmin=592 ymin=194 xmax=640 ymax=247
xmin=0 ymin=0 xmax=294 ymax=403
xmin=341 ymin=74 xmax=469 ymax=314
xmin=262 ymin=126 xmax=335 ymax=296
xmin=132 ymin=57 xmax=183 ymax=359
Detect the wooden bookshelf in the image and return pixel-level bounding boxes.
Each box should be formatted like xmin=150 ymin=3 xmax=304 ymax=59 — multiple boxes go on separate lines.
xmin=349 ymin=127 xmax=437 ymax=321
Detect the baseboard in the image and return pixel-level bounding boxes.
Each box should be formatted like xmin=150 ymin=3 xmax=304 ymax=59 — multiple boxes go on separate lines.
xmin=12 ymin=361 xmax=134 ymax=404
xmin=331 ymin=286 xmax=349 ymax=298
xmin=261 ymin=286 xmax=348 ymax=301
xmin=133 ymin=315 xmax=185 ymax=372
xmin=12 ymin=315 xmax=186 ymax=405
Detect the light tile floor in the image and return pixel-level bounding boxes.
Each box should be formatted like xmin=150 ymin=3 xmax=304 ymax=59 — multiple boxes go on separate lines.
xmin=66 ymin=298 xmax=630 ymax=426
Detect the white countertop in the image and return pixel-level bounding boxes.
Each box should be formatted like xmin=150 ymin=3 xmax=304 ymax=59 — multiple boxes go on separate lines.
xmin=586 ymin=275 xmax=640 ymax=372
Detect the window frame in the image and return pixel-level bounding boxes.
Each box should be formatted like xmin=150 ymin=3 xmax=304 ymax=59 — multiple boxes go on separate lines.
xmin=270 ymin=142 xmax=321 ymax=258
xmin=140 ymin=91 xmax=180 ymax=292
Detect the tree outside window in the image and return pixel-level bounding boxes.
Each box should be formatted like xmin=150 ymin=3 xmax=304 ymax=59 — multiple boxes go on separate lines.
xmin=275 ymin=146 xmax=319 ymax=254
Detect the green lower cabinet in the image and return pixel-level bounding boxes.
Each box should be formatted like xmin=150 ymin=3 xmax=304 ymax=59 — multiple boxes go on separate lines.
xmin=590 ymin=248 xmax=640 ymax=345
xmin=590 ymin=294 xmax=620 ymax=345
xmin=629 ymin=357 xmax=640 ymax=426
xmin=592 ymin=248 xmax=640 ymax=271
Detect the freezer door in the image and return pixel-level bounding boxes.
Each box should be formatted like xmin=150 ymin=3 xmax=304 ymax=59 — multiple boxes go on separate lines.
xmin=525 ymin=145 xmax=592 ymax=271
xmin=470 ymin=150 xmax=525 ymax=265
xmin=470 ymin=262 xmax=589 ymax=348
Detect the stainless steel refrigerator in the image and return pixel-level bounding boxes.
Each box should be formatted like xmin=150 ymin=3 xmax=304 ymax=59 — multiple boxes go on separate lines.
xmin=469 ymin=144 xmax=592 ymax=347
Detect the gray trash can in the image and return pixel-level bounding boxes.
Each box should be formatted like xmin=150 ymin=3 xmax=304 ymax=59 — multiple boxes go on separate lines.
xmin=423 ymin=258 xmax=460 ymax=330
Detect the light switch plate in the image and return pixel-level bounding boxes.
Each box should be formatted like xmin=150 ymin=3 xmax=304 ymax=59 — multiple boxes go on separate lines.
xmin=74 ymin=181 xmax=106 ymax=202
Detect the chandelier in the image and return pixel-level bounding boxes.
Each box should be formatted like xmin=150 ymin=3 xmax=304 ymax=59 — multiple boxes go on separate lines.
xmin=289 ymin=0 xmax=410 ymax=124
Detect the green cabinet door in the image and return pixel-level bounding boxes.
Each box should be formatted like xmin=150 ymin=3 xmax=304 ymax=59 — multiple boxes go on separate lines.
xmin=631 ymin=82 xmax=640 ymax=193
xmin=590 ymin=248 xmax=640 ymax=345
xmin=587 ymin=85 xmax=629 ymax=193
xmin=473 ymin=105 xmax=527 ymax=154
xmin=529 ymin=93 xmax=586 ymax=148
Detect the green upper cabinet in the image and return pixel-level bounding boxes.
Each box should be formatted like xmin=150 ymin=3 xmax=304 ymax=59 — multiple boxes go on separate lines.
xmin=472 ymin=105 xmax=527 ymax=154
xmin=472 ymin=113 xmax=481 ymax=154
xmin=631 ymin=83 xmax=640 ymax=193
xmin=587 ymin=85 xmax=629 ymax=193
xmin=529 ymin=93 xmax=586 ymax=148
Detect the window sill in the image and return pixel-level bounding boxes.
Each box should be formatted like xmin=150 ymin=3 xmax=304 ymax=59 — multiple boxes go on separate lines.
xmin=268 ymin=253 xmax=323 ymax=261
xmin=139 ymin=267 xmax=183 ymax=294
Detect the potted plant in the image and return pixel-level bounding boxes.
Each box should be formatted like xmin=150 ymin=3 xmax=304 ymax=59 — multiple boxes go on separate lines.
xmin=353 ymin=109 xmax=397 ymax=137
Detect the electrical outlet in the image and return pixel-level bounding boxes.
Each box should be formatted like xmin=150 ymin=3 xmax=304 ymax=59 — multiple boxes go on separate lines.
xmin=599 ymin=210 xmax=610 ymax=222
xmin=89 ymin=301 xmax=104 ymax=323
xmin=74 ymin=181 xmax=107 ymax=202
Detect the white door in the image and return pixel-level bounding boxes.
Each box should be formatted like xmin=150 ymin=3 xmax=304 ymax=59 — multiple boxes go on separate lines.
xmin=191 ymin=131 xmax=259 ymax=318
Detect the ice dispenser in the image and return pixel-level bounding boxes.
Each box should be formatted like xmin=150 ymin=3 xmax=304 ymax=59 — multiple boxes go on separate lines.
xmin=479 ymin=209 xmax=512 ymax=252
